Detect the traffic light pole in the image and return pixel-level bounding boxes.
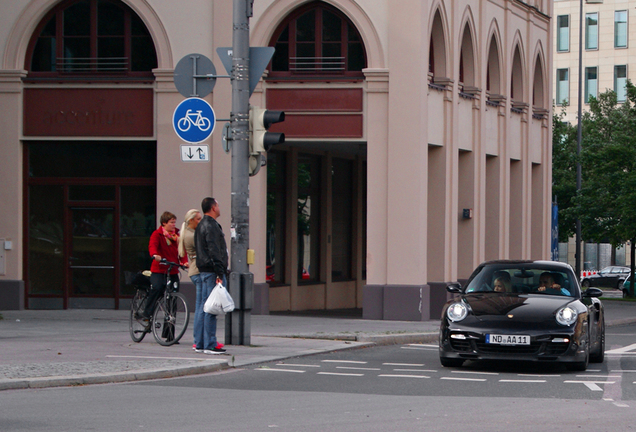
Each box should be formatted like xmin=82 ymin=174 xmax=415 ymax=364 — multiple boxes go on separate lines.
xmin=226 ymin=0 xmax=253 ymax=345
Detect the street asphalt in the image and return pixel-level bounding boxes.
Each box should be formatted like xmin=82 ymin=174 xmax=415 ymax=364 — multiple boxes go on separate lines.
xmin=1 ymin=298 xmax=635 ymax=391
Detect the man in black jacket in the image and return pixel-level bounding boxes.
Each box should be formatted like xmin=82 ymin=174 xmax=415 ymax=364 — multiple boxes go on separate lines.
xmin=194 ymin=197 xmax=228 ymax=354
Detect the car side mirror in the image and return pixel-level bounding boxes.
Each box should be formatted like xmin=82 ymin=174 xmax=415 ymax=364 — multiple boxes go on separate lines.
xmin=446 ymin=283 xmax=462 ymax=294
xmin=583 ymin=287 xmax=603 ymax=298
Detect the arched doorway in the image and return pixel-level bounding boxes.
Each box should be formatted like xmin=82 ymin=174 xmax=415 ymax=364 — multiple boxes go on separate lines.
xmin=23 ymin=0 xmax=158 ymax=309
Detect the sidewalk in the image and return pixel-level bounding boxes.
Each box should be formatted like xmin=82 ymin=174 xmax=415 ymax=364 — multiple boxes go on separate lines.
xmin=1 ymin=299 xmax=635 ymax=391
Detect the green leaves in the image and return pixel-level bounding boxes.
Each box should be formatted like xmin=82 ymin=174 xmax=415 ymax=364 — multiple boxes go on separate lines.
xmin=555 ymin=80 xmax=636 ymax=246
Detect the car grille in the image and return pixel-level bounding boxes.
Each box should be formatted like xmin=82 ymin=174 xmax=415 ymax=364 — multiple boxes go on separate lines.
xmin=544 ymin=342 xmax=569 ymax=355
xmin=449 ymin=337 xmax=571 ymax=356
xmin=450 ymin=339 xmax=472 ymax=351
xmin=475 ymin=341 xmax=541 ymax=355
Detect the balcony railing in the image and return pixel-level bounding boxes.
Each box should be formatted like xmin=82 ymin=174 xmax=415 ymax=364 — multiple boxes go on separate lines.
xmin=290 ymin=56 xmax=345 ymax=72
xmin=56 ymin=57 xmax=129 ymax=73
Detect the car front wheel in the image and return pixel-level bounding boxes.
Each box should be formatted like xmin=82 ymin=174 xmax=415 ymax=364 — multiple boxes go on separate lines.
xmin=581 ymin=280 xmax=590 ymax=288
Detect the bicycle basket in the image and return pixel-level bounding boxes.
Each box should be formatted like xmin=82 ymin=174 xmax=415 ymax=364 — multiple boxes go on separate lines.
xmin=125 ymin=271 xmax=152 ymax=288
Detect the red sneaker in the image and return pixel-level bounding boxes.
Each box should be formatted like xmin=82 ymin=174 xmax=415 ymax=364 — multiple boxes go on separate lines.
xmin=215 ymin=343 xmax=224 ymax=349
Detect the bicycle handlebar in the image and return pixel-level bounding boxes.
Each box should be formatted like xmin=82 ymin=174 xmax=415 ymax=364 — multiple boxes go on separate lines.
xmin=159 ymin=258 xmax=187 ymax=271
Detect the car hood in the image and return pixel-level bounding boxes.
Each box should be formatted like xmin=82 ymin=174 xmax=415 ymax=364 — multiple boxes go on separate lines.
xmin=462 ymin=293 xmax=575 ymax=323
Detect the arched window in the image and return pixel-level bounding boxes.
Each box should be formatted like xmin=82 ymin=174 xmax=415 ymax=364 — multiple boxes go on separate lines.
xmin=26 ymin=0 xmax=157 ymax=80
xmin=428 ymin=10 xmax=447 ymax=80
xmin=459 ymin=24 xmax=475 ymax=87
xmin=511 ymin=46 xmax=524 ymax=102
xmin=532 ymin=54 xmax=545 ymax=108
xmin=486 ymin=36 xmax=501 ymax=95
xmin=269 ymin=2 xmax=366 ymax=79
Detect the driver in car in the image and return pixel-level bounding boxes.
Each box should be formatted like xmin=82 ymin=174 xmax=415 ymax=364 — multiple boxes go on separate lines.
xmin=537 ymin=272 xmax=570 ymax=295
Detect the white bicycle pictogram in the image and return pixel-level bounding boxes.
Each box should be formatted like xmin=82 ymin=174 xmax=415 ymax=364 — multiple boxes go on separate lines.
xmin=177 ymin=109 xmax=212 ymax=132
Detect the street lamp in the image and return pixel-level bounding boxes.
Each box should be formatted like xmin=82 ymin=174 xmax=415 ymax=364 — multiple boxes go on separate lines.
xmin=575 ymin=0 xmax=583 ymax=279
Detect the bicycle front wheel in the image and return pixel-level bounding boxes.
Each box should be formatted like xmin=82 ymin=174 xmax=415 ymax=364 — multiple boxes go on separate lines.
xmin=129 ymin=290 xmax=149 ymax=343
xmin=152 ymin=292 xmax=189 ymax=346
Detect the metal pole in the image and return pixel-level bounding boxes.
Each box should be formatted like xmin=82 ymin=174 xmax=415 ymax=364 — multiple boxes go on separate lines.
xmin=575 ymin=0 xmax=583 ymax=280
xmin=226 ymin=0 xmax=252 ymax=345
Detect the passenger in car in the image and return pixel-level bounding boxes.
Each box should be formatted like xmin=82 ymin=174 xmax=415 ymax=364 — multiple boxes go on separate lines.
xmin=493 ymin=272 xmax=512 ymax=293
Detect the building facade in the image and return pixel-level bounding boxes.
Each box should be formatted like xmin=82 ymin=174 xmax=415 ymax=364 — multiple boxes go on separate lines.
xmin=553 ymin=0 xmax=635 ymax=124
xmin=0 ymin=0 xmax=553 ymax=320
xmin=553 ymin=0 xmax=635 ymax=271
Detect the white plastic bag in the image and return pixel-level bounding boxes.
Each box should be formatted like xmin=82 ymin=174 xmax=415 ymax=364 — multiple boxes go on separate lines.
xmin=203 ymin=282 xmax=235 ymax=315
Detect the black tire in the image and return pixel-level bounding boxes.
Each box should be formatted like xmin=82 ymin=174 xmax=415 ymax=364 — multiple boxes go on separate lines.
xmin=581 ymin=279 xmax=590 ymax=289
xmin=617 ymin=280 xmax=624 ymax=290
xmin=440 ymin=357 xmax=464 ymax=368
xmin=152 ymin=292 xmax=189 ymax=346
xmin=590 ymin=318 xmax=605 ymax=363
xmin=129 ymin=290 xmax=149 ymax=343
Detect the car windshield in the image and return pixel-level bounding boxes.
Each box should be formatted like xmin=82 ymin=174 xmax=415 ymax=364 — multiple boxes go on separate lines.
xmin=465 ymin=264 xmax=575 ymax=297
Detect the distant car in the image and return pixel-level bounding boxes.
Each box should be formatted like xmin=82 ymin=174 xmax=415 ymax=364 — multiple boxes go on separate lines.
xmin=580 ymin=266 xmax=630 ymax=290
xmin=439 ymin=260 xmax=605 ymax=371
xmin=621 ymin=274 xmax=634 ymax=298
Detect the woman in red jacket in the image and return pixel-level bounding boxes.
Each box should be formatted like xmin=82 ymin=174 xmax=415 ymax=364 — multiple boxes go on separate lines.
xmin=142 ymin=211 xmax=188 ymax=318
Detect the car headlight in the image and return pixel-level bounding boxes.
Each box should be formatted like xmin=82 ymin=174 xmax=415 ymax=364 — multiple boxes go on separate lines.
xmin=447 ymin=303 xmax=468 ymax=322
xmin=556 ymin=306 xmax=578 ymax=326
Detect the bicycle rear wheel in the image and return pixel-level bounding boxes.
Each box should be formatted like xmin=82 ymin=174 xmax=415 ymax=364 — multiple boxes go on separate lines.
xmin=129 ymin=290 xmax=149 ymax=343
xmin=152 ymin=292 xmax=189 ymax=346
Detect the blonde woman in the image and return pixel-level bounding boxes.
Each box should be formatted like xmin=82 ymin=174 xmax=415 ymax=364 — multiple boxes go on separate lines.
xmin=178 ymin=209 xmax=211 ymax=352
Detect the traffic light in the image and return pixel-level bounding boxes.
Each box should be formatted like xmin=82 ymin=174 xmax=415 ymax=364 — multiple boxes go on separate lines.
xmin=249 ymin=106 xmax=285 ymax=176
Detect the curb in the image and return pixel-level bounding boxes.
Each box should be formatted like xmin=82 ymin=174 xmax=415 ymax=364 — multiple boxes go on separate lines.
xmin=0 ymin=360 xmax=228 ymax=391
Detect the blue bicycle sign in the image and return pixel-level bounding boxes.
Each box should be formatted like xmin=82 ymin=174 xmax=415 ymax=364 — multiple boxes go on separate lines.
xmin=172 ymin=98 xmax=216 ymax=143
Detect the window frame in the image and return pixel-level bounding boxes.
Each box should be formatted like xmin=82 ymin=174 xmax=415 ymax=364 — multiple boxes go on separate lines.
xmin=615 ymin=10 xmax=628 ymax=48
xmin=585 ymin=66 xmax=598 ymax=104
xmin=557 ymin=15 xmax=570 ymax=53
xmin=585 ymin=12 xmax=599 ymax=51
xmin=25 ymin=0 xmax=157 ymax=82
xmin=267 ymin=2 xmax=367 ymax=81
xmin=614 ymin=65 xmax=627 ymax=102
xmin=556 ymin=68 xmax=569 ymax=106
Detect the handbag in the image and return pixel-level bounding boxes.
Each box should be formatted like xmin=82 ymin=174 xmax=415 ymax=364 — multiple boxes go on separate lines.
xmin=203 ymin=282 xmax=235 ymax=315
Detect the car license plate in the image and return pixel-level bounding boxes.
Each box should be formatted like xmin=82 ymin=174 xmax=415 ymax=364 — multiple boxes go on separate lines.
xmin=486 ymin=334 xmax=530 ymax=345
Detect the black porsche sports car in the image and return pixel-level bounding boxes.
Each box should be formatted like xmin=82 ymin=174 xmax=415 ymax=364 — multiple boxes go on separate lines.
xmin=439 ymin=260 xmax=605 ymax=371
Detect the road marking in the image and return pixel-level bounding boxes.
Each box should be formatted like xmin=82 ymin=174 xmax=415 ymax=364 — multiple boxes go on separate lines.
xmin=276 ymin=363 xmax=320 ymax=368
xmin=576 ymin=375 xmax=621 ymax=379
xmin=441 ymin=377 xmax=487 ymax=382
xmin=321 ymin=360 xmax=367 ymax=364
xmin=613 ymin=402 xmax=630 ymax=408
xmin=317 ymin=372 xmax=364 ymax=377
xmin=452 ymin=370 xmax=499 ymax=376
xmin=106 ymin=355 xmax=205 ymax=361
xmin=499 ymin=379 xmax=547 ymax=383
xmin=336 ymin=366 xmax=381 ymax=371
xmin=393 ymin=369 xmax=438 ymax=373
xmin=383 ymin=363 xmax=425 ymax=367
xmin=379 ymin=374 xmax=430 ymax=379
xmin=401 ymin=346 xmax=437 ymax=351
xmin=564 ymin=381 xmax=616 ymax=391
xmin=610 ymin=370 xmax=636 ymax=373
xmin=408 ymin=344 xmax=438 ymax=348
xmin=518 ymin=374 xmax=561 ymax=377
xmin=606 ymin=343 xmax=636 ymax=354
xmin=257 ymin=368 xmax=306 ymax=373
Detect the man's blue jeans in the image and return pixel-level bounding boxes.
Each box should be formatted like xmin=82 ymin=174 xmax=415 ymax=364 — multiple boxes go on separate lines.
xmin=199 ymin=272 xmax=227 ymax=350
xmin=191 ymin=274 xmax=204 ymax=349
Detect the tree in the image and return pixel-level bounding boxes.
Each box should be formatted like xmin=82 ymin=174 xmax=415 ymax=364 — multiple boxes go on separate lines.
xmin=574 ymin=81 xmax=636 ymax=296
xmin=552 ymin=104 xmax=579 ymax=242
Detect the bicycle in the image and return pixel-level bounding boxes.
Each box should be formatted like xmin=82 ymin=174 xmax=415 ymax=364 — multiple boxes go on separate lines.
xmin=177 ymin=109 xmax=211 ymax=132
xmin=128 ymin=259 xmax=190 ymax=346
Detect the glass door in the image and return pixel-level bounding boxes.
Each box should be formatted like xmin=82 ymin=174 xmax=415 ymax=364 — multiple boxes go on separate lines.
xmin=69 ymin=207 xmax=115 ymax=297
